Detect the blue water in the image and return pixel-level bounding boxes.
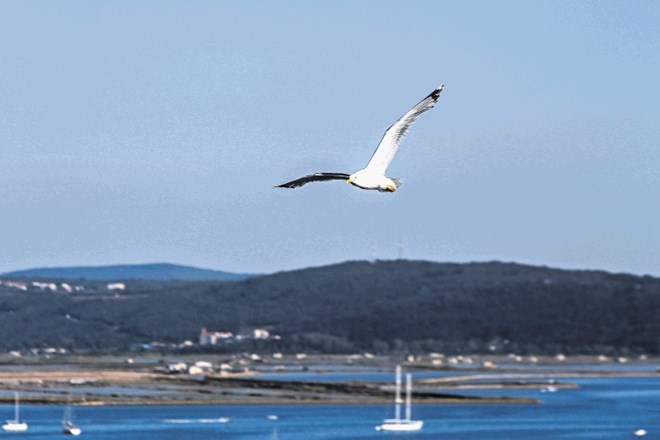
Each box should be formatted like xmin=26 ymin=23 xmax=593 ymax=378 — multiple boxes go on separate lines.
xmin=3 ymin=377 xmax=658 ymax=439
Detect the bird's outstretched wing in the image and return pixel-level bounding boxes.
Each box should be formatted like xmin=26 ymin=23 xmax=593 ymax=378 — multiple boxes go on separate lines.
xmin=276 ymin=172 xmax=351 ymax=189
xmin=364 ymin=84 xmax=444 ymax=175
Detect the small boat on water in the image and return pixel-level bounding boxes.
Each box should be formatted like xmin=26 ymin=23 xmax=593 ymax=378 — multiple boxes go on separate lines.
xmin=375 ymin=366 xmax=423 ymax=432
xmin=62 ymin=420 xmax=82 ymax=436
xmin=2 ymin=392 xmax=28 ymax=432
xmin=62 ymin=398 xmax=82 ymax=436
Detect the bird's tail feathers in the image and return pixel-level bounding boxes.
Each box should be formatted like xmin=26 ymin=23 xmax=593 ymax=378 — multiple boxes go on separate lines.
xmin=391 ymin=178 xmax=403 ymax=188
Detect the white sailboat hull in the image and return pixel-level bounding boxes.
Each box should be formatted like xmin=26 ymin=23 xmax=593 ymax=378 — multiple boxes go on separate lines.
xmin=376 ymin=420 xmax=424 ymax=431
xmin=63 ymin=421 xmax=82 ymax=436
xmin=4 ymin=392 xmax=27 ymax=431
xmin=62 ymin=396 xmax=82 ymax=435
xmin=2 ymin=421 xmax=28 ymax=432
xmin=63 ymin=426 xmax=82 ymax=436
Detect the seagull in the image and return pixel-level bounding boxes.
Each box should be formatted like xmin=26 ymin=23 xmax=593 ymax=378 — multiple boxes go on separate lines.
xmin=276 ymin=84 xmax=444 ymax=192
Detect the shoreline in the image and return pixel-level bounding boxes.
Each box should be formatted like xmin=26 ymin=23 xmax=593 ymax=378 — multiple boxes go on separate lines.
xmin=0 ymin=354 xmax=656 ymax=407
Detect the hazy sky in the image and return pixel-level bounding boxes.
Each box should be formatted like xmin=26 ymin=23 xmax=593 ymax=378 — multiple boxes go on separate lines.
xmin=1 ymin=1 xmax=659 ymax=276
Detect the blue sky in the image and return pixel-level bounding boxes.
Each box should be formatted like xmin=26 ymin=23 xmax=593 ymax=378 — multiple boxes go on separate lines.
xmin=1 ymin=1 xmax=659 ymax=276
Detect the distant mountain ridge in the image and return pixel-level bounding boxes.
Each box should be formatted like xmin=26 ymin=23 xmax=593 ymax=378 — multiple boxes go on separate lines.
xmin=2 ymin=263 xmax=254 ymax=282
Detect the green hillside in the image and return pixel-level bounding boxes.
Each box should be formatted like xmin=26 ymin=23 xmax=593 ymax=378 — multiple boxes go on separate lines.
xmin=0 ymin=261 xmax=657 ymax=355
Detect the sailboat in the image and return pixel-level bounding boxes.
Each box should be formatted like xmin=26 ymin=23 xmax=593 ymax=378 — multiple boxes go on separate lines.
xmin=375 ymin=365 xmax=423 ymax=432
xmin=2 ymin=392 xmax=28 ymax=432
xmin=62 ymin=398 xmax=82 ymax=436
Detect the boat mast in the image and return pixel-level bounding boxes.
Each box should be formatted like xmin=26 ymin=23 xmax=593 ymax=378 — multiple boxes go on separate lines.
xmin=14 ymin=392 xmax=19 ymax=422
xmin=405 ymin=373 xmax=412 ymax=421
xmin=394 ymin=365 xmax=402 ymax=422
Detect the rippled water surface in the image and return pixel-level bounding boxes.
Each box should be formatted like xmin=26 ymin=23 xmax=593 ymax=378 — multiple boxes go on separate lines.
xmin=2 ymin=376 xmax=658 ymax=439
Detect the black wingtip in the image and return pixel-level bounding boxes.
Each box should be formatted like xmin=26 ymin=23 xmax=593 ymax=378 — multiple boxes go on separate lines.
xmin=431 ymin=84 xmax=444 ymax=100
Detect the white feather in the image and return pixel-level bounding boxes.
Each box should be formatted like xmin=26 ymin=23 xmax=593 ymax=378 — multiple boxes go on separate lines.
xmin=363 ymin=84 xmax=444 ymax=176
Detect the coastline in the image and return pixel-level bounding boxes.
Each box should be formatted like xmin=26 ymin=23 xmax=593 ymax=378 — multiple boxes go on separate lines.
xmin=0 ymin=354 xmax=656 ymax=407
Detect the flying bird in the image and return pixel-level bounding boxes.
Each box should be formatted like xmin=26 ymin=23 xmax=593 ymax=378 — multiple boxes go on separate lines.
xmin=276 ymin=84 xmax=444 ymax=192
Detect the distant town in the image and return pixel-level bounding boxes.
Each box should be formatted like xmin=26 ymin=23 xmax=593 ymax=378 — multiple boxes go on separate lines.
xmin=6 ymin=325 xmax=283 ymax=361
xmin=0 ymin=278 xmax=124 ymax=293
xmin=199 ymin=327 xmax=281 ymax=345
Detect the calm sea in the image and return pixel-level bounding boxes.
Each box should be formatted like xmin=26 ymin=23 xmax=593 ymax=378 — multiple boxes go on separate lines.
xmin=3 ymin=377 xmax=658 ymax=439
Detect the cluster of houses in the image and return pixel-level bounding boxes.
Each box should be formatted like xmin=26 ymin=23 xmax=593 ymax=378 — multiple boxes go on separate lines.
xmin=199 ymin=328 xmax=281 ymax=346
xmin=164 ymin=360 xmax=238 ymax=375
xmin=7 ymin=347 xmax=69 ymax=358
xmin=0 ymin=278 xmax=124 ymax=293
xmin=162 ymin=352 xmax=293 ymax=376
xmin=0 ymin=279 xmax=84 ymax=292
xmin=128 ymin=328 xmax=282 ymax=353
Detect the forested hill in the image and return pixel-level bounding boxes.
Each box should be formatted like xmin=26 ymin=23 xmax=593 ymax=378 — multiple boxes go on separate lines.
xmin=0 ymin=260 xmax=658 ymax=355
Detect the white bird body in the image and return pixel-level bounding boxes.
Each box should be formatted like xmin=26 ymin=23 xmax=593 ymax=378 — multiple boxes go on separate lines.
xmin=348 ymin=169 xmax=402 ymax=192
xmin=277 ymin=84 xmax=444 ymax=192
